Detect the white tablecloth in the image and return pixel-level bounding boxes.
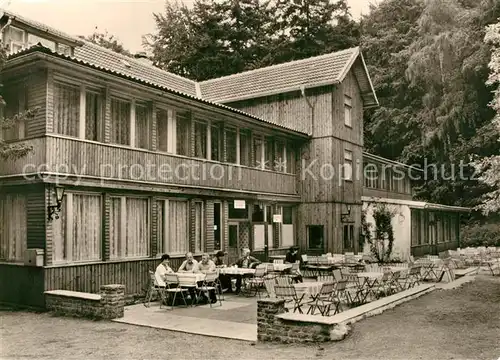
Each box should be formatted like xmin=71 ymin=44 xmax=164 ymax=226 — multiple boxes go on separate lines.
xmin=293 ymin=281 xmax=324 ymax=297
xmin=273 ymin=264 xmax=292 ymax=271
xmin=218 ymin=268 xmax=255 ymax=275
xmin=174 ymin=272 xmax=205 ymax=286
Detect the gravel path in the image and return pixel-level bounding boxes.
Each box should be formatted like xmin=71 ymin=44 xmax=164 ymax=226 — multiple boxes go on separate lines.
xmin=1 ymin=276 xmax=499 ymax=360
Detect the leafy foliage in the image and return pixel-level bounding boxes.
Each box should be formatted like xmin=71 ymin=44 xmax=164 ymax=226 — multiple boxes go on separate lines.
xmin=146 ymin=0 xmax=360 ymax=80
xmin=0 ymin=44 xmax=35 ymax=160
xmin=473 ymin=19 xmax=500 ymax=215
xmin=460 ymin=222 xmax=500 ymax=247
xmin=361 ymin=0 xmax=500 ymax=213
xmin=366 ymin=204 xmax=395 ymax=263
xmin=85 ymin=28 xmax=133 ymax=57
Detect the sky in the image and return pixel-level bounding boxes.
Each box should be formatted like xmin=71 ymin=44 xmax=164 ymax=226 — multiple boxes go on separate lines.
xmin=2 ymin=0 xmax=375 ymax=53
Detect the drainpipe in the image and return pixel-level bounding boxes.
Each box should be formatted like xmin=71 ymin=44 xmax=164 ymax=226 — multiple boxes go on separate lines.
xmin=0 ymin=17 xmax=12 ymax=35
xmin=300 ymin=85 xmax=315 ymax=137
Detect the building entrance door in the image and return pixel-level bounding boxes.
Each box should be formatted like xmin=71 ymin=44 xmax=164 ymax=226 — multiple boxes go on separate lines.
xmin=228 ymin=222 xmax=240 ymax=264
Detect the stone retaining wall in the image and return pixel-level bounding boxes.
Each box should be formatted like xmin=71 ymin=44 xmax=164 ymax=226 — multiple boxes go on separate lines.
xmin=257 ymin=298 xmax=349 ymax=343
xmin=45 ymin=284 xmax=125 ymax=320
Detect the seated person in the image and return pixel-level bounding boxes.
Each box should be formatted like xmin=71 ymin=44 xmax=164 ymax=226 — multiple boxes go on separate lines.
xmin=212 ymin=250 xmax=232 ymax=293
xmin=154 ymin=254 xmax=174 ymax=287
xmin=285 ymin=246 xmax=303 ymax=283
xmin=233 ymin=248 xmax=261 ymax=294
xmin=178 ymin=252 xmax=198 ymax=273
xmin=213 ymin=250 xmax=227 ymax=267
xmin=194 ymin=253 xmax=217 ymax=304
xmin=195 ymin=253 xmax=216 ymax=273
xmin=285 ymin=246 xmax=299 ymax=264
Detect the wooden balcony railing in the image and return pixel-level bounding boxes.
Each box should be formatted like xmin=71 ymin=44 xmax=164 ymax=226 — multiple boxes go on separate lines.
xmin=17 ymin=135 xmax=294 ymax=195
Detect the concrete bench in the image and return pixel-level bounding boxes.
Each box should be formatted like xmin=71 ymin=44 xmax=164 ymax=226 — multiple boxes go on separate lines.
xmin=44 ymin=284 xmax=125 ymax=320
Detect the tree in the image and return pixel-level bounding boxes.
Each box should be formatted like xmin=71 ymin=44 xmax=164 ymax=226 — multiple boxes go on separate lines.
xmin=147 ymin=0 xmax=360 ymax=80
xmin=473 ymin=20 xmax=500 ymax=215
xmin=271 ymin=0 xmax=360 ymax=63
xmin=85 ymin=28 xmax=133 ymax=57
xmin=0 ymin=45 xmax=35 ymax=160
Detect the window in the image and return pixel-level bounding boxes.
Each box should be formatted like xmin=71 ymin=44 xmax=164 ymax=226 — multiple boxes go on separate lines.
xmin=27 ymin=33 xmax=56 ymax=51
xmin=176 ymin=111 xmax=190 ymax=156
xmin=135 ymin=103 xmax=150 ymax=149
xmin=157 ymin=199 xmax=189 ymax=255
xmin=276 ymin=140 xmax=285 ymax=172
xmin=194 ymin=120 xmax=208 ymax=159
xmin=52 ymin=193 xmax=102 ymax=263
xmin=411 ymin=210 xmax=421 ymax=246
xmin=286 ymin=143 xmax=295 ymax=174
xmin=53 ymin=82 xmax=80 ymax=137
xmin=283 ymin=207 xmax=293 ymax=225
xmin=252 ymin=205 xmax=265 ymax=222
xmin=265 ymin=136 xmax=273 ymax=170
xmin=2 ymin=84 xmax=28 ymax=140
xmin=57 ymin=43 xmax=72 ymax=56
xmin=194 ymin=201 xmax=204 ymax=253
xmin=281 ymin=206 xmax=294 ymax=248
xmin=228 ymin=202 xmax=248 ymax=219
xmin=0 ymin=194 xmax=27 ymax=262
xmin=4 ymin=26 xmax=25 ymax=53
xmin=344 ymin=95 xmax=352 ymax=127
xmin=110 ymin=98 xmax=131 ymax=145
xmin=226 ymin=127 xmax=237 ymax=164
xmin=343 ymin=150 xmax=353 ymax=181
xmin=253 ymin=136 xmax=263 ymax=169
xmin=85 ymin=91 xmax=102 ymax=141
xmin=343 ymin=224 xmax=354 ymax=251
xmin=239 ymin=130 xmax=250 ymax=166
xmin=109 ymin=197 xmax=150 ymax=259
xmin=211 ymin=123 xmax=221 ymax=161
xmin=307 ymin=225 xmax=324 ymax=250
xmin=364 ymin=164 xmax=378 ymax=188
xmin=156 ymin=109 xmax=169 ymax=152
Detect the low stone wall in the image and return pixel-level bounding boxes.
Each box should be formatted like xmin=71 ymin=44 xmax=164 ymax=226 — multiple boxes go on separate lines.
xmin=45 ymin=284 xmax=125 ymax=320
xmin=257 ymin=298 xmax=350 ymax=343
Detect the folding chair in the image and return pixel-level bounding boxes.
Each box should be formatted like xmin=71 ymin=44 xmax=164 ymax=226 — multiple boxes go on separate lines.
xmin=374 ymin=271 xmax=393 ymax=298
xmin=164 ymin=274 xmax=189 ymax=309
xmin=214 ymin=268 xmax=225 ymax=301
xmin=246 ymin=266 xmax=267 ymax=297
xmin=197 ymin=272 xmax=222 ymax=307
xmin=343 ymin=273 xmax=365 ymax=305
xmin=274 ymin=284 xmax=305 ymax=313
xmin=406 ymin=265 xmax=422 ymax=288
xmin=144 ymin=270 xmax=166 ymax=308
xmin=332 ymin=278 xmax=350 ymax=312
xmin=332 ymin=269 xmax=343 ymax=282
xmin=306 ymin=282 xmax=336 ymax=316
xmin=264 ymin=277 xmax=276 ymax=297
xmin=389 ymin=270 xmax=402 ymax=293
xmin=275 ymin=275 xmax=293 ymax=286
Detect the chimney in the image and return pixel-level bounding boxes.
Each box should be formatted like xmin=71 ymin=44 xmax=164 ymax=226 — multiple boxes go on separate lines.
xmin=134 ymin=51 xmax=152 ymax=65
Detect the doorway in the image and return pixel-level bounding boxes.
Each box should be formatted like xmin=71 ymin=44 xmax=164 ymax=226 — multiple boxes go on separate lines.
xmin=228 ymin=222 xmax=240 ymax=264
xmin=214 ymin=203 xmax=221 ymax=251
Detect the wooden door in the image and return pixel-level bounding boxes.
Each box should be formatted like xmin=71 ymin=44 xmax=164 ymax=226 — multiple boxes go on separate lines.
xmin=228 ymin=222 xmax=240 ymax=264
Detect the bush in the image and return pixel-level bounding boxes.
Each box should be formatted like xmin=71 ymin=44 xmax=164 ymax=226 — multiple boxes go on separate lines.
xmin=460 ymin=223 xmax=500 ymax=247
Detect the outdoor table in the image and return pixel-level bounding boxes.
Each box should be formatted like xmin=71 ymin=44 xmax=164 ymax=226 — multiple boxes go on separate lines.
xmin=357 ymin=272 xmax=384 ymax=302
xmin=273 ymin=263 xmax=292 ymax=272
xmin=218 ymin=267 xmax=255 ymax=275
xmin=293 ymin=281 xmax=325 ymax=298
xmin=269 ymin=255 xmax=286 ymax=261
xmin=175 ymin=272 xmax=206 ymax=286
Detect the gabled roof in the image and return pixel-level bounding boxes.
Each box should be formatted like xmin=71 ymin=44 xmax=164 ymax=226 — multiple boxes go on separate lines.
xmin=6 ymin=44 xmax=308 ymax=137
xmin=199 ymin=47 xmax=379 ymax=108
xmin=0 ymin=9 xmax=83 ymax=46
xmin=74 ymin=41 xmax=198 ymax=97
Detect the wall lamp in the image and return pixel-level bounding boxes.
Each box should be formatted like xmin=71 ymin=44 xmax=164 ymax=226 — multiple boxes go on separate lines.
xmin=341 ymin=204 xmax=352 ymax=223
xmin=47 ymin=185 xmax=65 ymax=221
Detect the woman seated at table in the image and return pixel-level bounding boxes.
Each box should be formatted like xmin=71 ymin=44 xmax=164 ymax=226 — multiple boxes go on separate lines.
xmin=213 ymin=251 xmax=233 ymax=293
xmin=285 ymin=246 xmax=303 ymax=283
xmin=194 ymin=253 xmax=217 ymax=304
xmin=232 ymin=248 xmax=261 ymax=294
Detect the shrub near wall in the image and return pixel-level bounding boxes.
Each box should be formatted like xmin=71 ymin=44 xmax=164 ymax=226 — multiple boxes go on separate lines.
xmin=460 ymin=222 xmax=500 ymax=247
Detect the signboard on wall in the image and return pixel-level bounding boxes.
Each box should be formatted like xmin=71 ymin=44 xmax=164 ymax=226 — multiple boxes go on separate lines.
xmin=273 ymin=214 xmax=282 ymax=223
xmin=234 ymin=200 xmax=246 ymax=209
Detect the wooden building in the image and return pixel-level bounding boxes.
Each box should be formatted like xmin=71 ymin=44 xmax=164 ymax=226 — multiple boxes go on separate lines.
xmin=0 ymin=10 xmax=467 ymax=308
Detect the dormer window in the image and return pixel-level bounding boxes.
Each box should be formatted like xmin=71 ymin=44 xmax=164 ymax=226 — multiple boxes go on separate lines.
xmin=2 ymin=25 xmax=74 ymax=56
